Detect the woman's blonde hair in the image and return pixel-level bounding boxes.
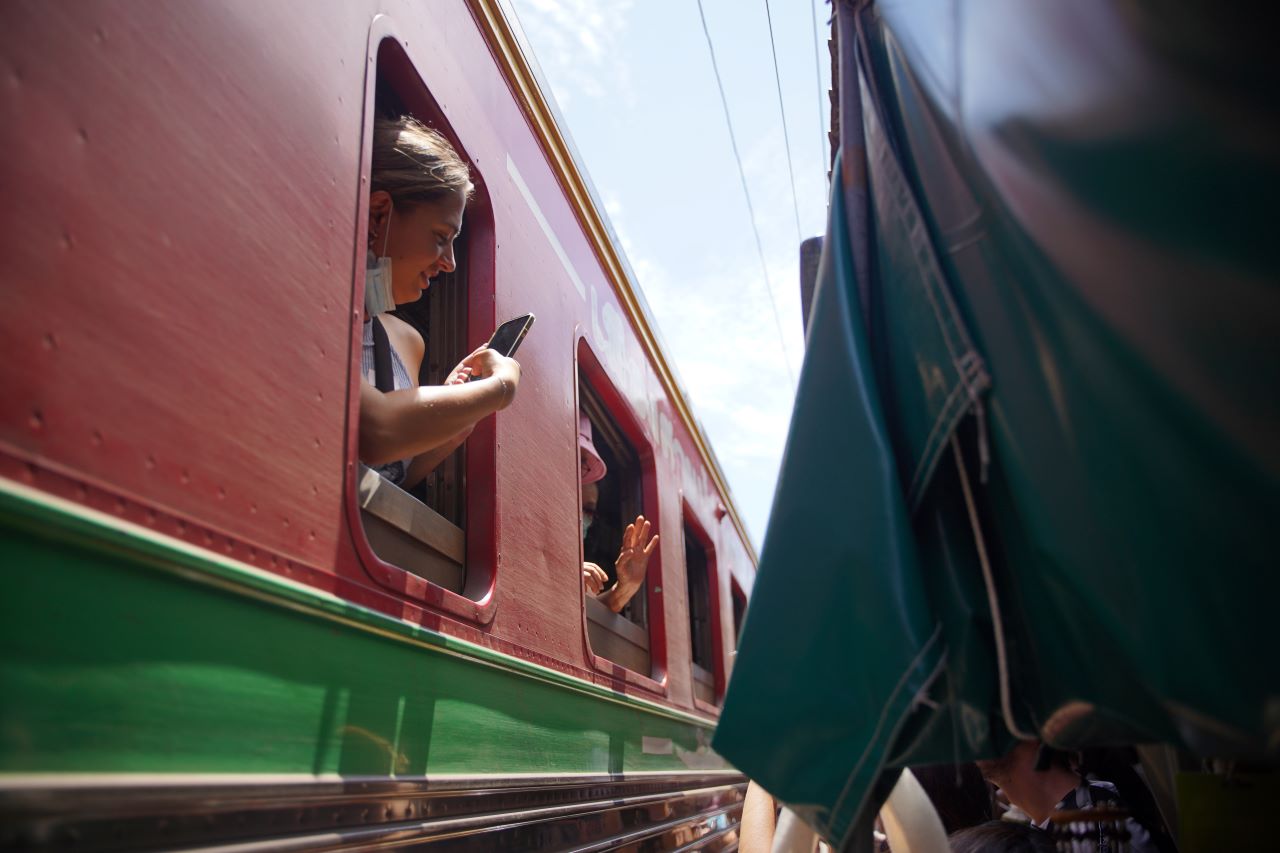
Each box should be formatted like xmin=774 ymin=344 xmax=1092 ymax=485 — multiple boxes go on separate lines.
xmin=371 ymin=115 xmax=473 ymax=205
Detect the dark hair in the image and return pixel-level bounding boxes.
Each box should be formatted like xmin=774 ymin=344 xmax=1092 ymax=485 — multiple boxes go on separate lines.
xmin=950 ymin=820 xmax=1057 ymax=853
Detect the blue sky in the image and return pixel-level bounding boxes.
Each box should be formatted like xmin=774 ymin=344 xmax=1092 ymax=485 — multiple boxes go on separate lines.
xmin=509 ymin=0 xmax=834 ymax=548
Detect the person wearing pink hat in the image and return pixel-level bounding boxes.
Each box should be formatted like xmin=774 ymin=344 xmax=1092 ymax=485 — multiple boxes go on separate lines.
xmin=579 ymin=414 xmax=658 ymax=613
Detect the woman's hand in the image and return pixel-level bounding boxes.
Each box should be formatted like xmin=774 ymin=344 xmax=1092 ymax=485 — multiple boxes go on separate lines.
xmin=444 ymin=346 xmax=486 ymax=385
xmin=445 ymin=362 xmax=472 ymax=385
xmin=460 ymin=345 xmax=521 ymax=407
xmin=582 ymin=562 xmax=608 ymax=596
xmin=599 ymin=516 xmax=658 ymax=613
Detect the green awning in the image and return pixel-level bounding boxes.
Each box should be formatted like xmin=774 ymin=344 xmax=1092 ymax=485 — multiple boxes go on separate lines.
xmin=715 ymin=1 xmax=1279 ymax=846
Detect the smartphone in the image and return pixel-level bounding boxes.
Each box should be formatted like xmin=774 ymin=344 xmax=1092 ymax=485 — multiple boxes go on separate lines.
xmin=467 ymin=314 xmax=535 ymax=381
xmin=485 ymin=313 xmax=535 ymax=358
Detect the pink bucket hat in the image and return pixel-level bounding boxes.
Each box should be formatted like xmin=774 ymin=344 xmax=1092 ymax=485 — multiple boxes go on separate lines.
xmin=578 ymin=413 xmax=607 ymax=485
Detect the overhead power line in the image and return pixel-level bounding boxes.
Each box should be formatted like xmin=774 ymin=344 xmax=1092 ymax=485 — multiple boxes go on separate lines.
xmin=763 ymin=0 xmax=805 ymax=247
xmin=695 ymin=0 xmax=797 ymax=389
xmin=810 ymin=0 xmax=829 ymax=180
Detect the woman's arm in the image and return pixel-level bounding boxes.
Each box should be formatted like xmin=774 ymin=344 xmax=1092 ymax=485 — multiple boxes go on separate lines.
xmin=397 ymin=339 xmax=476 ymax=488
xmin=359 ymin=347 xmax=519 ymax=466
xmin=401 ymin=425 xmax=471 ymax=488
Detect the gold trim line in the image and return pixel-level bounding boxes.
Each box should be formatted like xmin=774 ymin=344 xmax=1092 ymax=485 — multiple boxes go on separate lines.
xmin=467 ymin=0 xmax=759 ymax=566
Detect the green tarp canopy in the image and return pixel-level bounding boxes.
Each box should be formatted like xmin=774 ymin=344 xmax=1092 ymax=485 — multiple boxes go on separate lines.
xmin=713 ymin=1 xmax=1279 ymax=847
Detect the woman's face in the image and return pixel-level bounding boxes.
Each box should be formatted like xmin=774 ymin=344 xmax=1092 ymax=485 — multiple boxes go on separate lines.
xmin=368 ymin=189 xmax=466 ymax=305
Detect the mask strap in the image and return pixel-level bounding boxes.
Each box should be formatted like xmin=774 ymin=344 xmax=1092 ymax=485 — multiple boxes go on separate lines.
xmin=380 ymin=206 xmax=393 ymax=258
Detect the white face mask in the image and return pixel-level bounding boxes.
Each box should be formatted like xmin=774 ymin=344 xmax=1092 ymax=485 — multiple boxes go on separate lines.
xmin=581 ymin=515 xmax=593 ymax=540
xmin=365 ymin=210 xmax=396 ymax=316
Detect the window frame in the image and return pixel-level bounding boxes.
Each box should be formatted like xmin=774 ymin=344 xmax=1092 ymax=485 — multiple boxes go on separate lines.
xmin=730 ymin=577 xmax=747 ymax=648
xmin=575 ymin=338 xmax=668 ymax=694
xmin=343 ymin=25 xmax=499 ymax=625
xmin=683 ymin=499 xmax=726 ymax=713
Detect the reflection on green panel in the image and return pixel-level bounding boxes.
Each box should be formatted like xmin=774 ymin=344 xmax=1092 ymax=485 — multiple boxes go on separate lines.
xmin=0 ymin=481 xmax=723 ymax=777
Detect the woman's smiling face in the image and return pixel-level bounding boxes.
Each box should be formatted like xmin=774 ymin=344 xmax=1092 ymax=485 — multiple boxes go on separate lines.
xmin=368 ymin=189 xmax=466 ymax=305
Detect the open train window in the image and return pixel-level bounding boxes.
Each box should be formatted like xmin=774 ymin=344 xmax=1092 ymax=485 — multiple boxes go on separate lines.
xmin=683 ymin=507 xmax=720 ymax=706
xmin=350 ymin=35 xmax=498 ymax=611
xmin=578 ymin=341 xmax=663 ymax=681
xmin=731 ymin=578 xmax=747 ymax=647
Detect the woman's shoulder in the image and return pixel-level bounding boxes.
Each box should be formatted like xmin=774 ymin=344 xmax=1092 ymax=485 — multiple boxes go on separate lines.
xmin=379 ymin=313 xmax=424 ymax=372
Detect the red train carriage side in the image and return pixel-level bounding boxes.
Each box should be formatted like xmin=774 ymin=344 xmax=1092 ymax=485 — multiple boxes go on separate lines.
xmin=0 ymin=0 xmax=757 ymax=848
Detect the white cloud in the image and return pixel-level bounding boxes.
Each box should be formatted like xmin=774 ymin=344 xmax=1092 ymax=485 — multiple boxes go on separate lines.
xmin=603 ymin=193 xmax=624 ymax=221
xmin=506 ymin=0 xmax=832 ymax=546
xmin=510 ymin=0 xmax=635 ymax=111
xmin=618 ymin=233 xmax=804 ymax=545
xmin=575 ymin=188 xmax=794 ymax=538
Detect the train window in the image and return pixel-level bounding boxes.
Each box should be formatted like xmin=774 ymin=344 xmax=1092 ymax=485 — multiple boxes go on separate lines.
xmin=731 ymin=578 xmax=747 ymax=647
xmin=351 ymin=37 xmax=498 ymax=607
xmin=577 ymin=342 xmax=663 ymax=680
xmin=683 ymin=508 xmax=719 ymax=706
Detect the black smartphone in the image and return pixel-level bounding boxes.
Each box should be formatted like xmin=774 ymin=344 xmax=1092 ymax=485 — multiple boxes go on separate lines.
xmin=467 ymin=314 xmax=535 ymax=381
xmin=485 ymin=313 xmax=535 ymax=358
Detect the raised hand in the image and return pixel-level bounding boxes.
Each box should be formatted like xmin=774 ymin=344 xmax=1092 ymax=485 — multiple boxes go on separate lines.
xmin=599 ymin=515 xmax=658 ymax=613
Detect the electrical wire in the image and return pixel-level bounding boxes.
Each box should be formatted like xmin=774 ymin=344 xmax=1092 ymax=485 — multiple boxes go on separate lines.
xmin=810 ymin=0 xmax=830 ymax=179
xmin=695 ymin=0 xmax=797 ymax=388
xmin=763 ymin=0 xmax=805 ymax=247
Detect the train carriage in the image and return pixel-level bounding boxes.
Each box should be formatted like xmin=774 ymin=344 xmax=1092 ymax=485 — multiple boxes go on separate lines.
xmin=0 ymin=1 xmax=757 ymax=848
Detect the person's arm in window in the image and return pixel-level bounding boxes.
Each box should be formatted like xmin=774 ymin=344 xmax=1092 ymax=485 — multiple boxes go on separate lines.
xmin=596 ymin=515 xmax=658 ymax=613
xmin=371 ymin=317 xmax=482 ymax=485
xmin=359 ymin=345 xmax=519 ymax=467
xmin=401 ymin=428 xmax=470 ymax=488
xmin=398 ymin=352 xmax=479 ymax=487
